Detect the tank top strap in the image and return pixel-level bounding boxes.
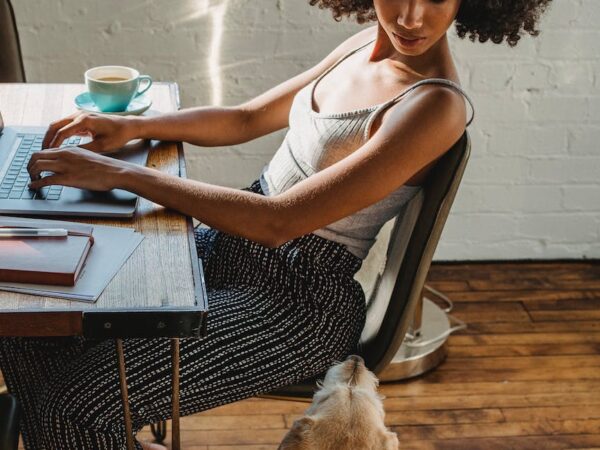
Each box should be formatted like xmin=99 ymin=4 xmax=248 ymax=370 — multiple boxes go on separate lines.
xmin=374 ymin=78 xmax=475 ymax=128
xmin=312 ymin=38 xmax=376 ymax=88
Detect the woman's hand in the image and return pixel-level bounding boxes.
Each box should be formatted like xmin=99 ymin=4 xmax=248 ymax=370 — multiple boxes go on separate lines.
xmin=42 ymin=112 xmax=140 ymax=153
xmin=27 ymin=147 xmax=130 ymax=191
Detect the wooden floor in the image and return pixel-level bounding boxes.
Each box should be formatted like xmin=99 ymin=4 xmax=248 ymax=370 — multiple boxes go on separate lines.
xmin=8 ymin=261 xmax=600 ymax=449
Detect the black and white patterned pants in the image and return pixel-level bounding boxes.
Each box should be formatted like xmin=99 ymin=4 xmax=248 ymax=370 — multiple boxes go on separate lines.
xmin=0 ymin=180 xmax=366 ymax=449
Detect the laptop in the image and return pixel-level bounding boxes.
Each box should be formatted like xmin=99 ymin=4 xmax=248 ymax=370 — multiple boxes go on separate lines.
xmin=0 ymin=111 xmax=150 ymax=218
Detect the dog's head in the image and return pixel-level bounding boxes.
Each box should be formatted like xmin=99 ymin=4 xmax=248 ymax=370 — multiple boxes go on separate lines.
xmin=278 ymin=355 xmax=399 ymax=450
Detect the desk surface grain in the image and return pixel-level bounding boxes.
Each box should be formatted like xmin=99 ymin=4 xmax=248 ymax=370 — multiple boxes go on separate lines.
xmin=0 ymin=83 xmax=206 ymax=336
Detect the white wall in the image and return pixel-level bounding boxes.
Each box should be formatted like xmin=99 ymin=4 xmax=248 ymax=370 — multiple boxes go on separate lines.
xmin=13 ymin=0 xmax=600 ymax=260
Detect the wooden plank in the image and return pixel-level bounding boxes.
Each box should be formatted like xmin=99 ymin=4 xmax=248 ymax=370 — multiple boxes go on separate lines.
xmin=501 ymin=406 xmax=600 ymax=422
xmin=528 ymin=310 xmax=600 ymax=322
xmin=428 ymin=262 xmax=599 ymax=279
xmin=136 ymin=428 xmax=600 ymax=448
xmin=284 ymin=408 xmax=505 ymax=428
xmin=401 ymin=435 xmax=600 ymax=450
xmin=448 ymin=302 xmax=531 ymax=323
xmin=463 ymin=273 xmax=600 ymax=291
xmin=425 ymin=281 xmax=471 ymax=291
xmin=449 ymin=332 xmax=600 ymax=346
xmin=378 ymin=381 xmax=600 ymax=397
xmin=419 ymin=367 xmax=600 ymax=383
xmin=428 ymin=290 xmax=600 ymax=303
xmin=383 ymin=392 xmax=600 ymax=411
xmin=448 ymin=343 xmax=600 ymax=357
xmin=458 ymin=321 xmax=600 ymax=334
xmin=0 ymin=311 xmax=82 ymax=336
xmin=468 ymin=277 xmax=555 ymax=291
xmin=174 ymin=429 xmax=287 ymax=446
xmin=207 ymin=446 xmax=278 ymax=450
xmin=392 ymin=419 xmax=600 ymax=440
xmin=385 ymin=409 xmax=505 ymax=426
xmin=439 ymin=355 xmax=600 ymax=371
xmin=179 ymin=414 xmax=285 ymax=430
xmin=524 ymin=299 xmax=600 ymax=311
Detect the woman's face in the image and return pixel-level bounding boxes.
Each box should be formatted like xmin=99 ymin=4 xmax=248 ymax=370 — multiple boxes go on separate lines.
xmin=373 ymin=0 xmax=462 ymax=56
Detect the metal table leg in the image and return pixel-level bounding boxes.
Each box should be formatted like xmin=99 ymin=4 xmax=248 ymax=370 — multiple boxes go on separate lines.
xmin=116 ymin=339 xmax=135 ymax=450
xmin=171 ymin=338 xmax=181 ymax=450
xmin=116 ymin=338 xmax=181 ymax=450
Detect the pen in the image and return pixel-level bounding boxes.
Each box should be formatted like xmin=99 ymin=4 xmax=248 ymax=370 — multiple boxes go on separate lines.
xmin=0 ymin=228 xmax=69 ymax=238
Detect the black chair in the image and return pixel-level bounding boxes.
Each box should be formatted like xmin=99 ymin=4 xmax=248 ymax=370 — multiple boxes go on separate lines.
xmin=0 ymin=0 xmax=26 ymax=82
xmin=0 ymin=394 xmax=20 ymax=450
xmin=263 ymin=131 xmax=471 ymax=400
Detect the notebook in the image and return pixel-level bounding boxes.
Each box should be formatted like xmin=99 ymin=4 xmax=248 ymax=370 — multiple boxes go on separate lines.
xmin=0 ymin=220 xmax=94 ymax=286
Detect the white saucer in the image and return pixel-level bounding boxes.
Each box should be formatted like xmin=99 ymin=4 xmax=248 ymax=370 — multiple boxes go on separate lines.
xmin=74 ymin=92 xmax=152 ymax=116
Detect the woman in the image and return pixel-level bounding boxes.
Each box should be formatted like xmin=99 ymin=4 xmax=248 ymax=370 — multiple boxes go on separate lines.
xmin=3 ymin=0 xmax=550 ymax=448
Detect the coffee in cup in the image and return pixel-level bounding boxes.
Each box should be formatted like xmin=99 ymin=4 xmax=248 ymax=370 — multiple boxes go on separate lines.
xmin=85 ymin=66 xmax=152 ymax=113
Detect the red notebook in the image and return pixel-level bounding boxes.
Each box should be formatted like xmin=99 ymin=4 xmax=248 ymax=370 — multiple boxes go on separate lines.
xmin=0 ymin=220 xmax=94 ymax=286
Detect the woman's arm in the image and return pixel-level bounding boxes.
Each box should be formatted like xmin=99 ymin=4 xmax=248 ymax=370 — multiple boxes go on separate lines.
xmin=29 ymin=83 xmax=465 ymax=247
xmin=120 ymin=84 xmax=466 ymax=246
xmin=42 ymin=28 xmax=377 ymax=152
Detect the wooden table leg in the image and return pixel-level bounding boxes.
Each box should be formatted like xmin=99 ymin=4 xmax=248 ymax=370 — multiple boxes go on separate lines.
xmin=116 ymin=339 xmax=135 ymax=450
xmin=171 ymin=338 xmax=181 ymax=450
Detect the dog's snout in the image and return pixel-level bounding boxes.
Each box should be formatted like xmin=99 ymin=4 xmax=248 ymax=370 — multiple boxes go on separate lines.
xmin=346 ymin=354 xmax=364 ymax=365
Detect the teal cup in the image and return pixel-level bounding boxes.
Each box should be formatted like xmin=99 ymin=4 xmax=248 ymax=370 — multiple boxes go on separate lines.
xmin=85 ymin=66 xmax=152 ymax=113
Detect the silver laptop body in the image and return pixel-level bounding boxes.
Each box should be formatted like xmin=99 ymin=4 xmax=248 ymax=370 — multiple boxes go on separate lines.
xmin=0 ymin=111 xmax=149 ymax=218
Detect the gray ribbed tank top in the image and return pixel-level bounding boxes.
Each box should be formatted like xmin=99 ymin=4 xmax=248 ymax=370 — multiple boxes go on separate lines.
xmin=259 ymin=40 xmax=475 ymax=259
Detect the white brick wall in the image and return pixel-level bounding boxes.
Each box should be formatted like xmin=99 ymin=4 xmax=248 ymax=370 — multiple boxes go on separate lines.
xmin=12 ymin=0 xmax=600 ymax=260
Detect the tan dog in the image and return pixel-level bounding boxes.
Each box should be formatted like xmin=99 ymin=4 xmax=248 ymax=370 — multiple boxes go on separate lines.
xmin=279 ymin=355 xmax=399 ymax=450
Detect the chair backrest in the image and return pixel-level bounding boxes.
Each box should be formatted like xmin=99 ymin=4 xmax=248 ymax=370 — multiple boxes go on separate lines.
xmin=0 ymin=0 xmax=26 ymax=82
xmin=357 ymin=131 xmax=471 ymax=374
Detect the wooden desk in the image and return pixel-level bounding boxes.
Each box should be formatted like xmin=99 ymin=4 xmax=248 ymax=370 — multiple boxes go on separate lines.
xmin=0 ymin=82 xmax=208 ymax=449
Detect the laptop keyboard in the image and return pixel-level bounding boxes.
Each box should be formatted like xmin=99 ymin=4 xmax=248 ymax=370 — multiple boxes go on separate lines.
xmin=0 ymin=134 xmax=81 ymax=201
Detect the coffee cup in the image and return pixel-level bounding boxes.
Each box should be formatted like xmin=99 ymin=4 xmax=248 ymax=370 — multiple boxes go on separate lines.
xmin=85 ymin=66 xmax=152 ymax=113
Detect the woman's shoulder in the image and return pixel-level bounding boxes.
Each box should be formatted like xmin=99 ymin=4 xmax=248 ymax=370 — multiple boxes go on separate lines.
xmin=301 ymin=26 xmax=377 ymax=88
xmin=333 ymin=26 xmax=377 ymax=58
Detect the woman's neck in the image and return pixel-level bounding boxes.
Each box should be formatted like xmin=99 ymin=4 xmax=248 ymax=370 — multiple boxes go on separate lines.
xmin=369 ymin=24 xmax=457 ymax=81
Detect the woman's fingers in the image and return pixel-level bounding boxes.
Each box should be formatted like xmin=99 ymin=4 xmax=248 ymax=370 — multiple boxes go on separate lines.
xmin=28 ymin=159 xmax=63 ymax=181
xmin=78 ymin=137 xmax=108 ymax=153
xmin=27 ymin=148 xmax=66 ymax=172
xmin=42 ymin=112 xmax=82 ymax=149
xmin=28 ymin=174 xmax=66 ymax=190
xmin=47 ymin=116 xmax=90 ymax=149
xmin=26 ymin=146 xmax=118 ymax=192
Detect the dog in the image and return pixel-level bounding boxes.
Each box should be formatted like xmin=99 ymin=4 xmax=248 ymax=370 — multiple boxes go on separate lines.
xmin=278 ymin=355 xmax=399 ymax=450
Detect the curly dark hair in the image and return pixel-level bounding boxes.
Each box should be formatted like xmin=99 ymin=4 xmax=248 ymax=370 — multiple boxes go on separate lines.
xmin=308 ymin=0 xmax=552 ymax=47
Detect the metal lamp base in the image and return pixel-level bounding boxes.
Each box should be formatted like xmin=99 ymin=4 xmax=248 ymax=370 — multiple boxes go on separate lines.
xmin=378 ymin=298 xmax=452 ymax=382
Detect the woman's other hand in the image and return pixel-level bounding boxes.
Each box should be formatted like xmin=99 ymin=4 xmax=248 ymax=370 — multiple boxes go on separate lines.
xmin=42 ymin=112 xmax=139 ymax=154
xmin=27 ymin=147 xmax=131 ymax=192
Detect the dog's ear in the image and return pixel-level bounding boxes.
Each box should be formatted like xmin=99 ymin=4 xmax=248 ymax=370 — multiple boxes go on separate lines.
xmin=379 ymin=430 xmax=399 ymax=450
xmin=278 ymin=417 xmax=314 ymax=450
